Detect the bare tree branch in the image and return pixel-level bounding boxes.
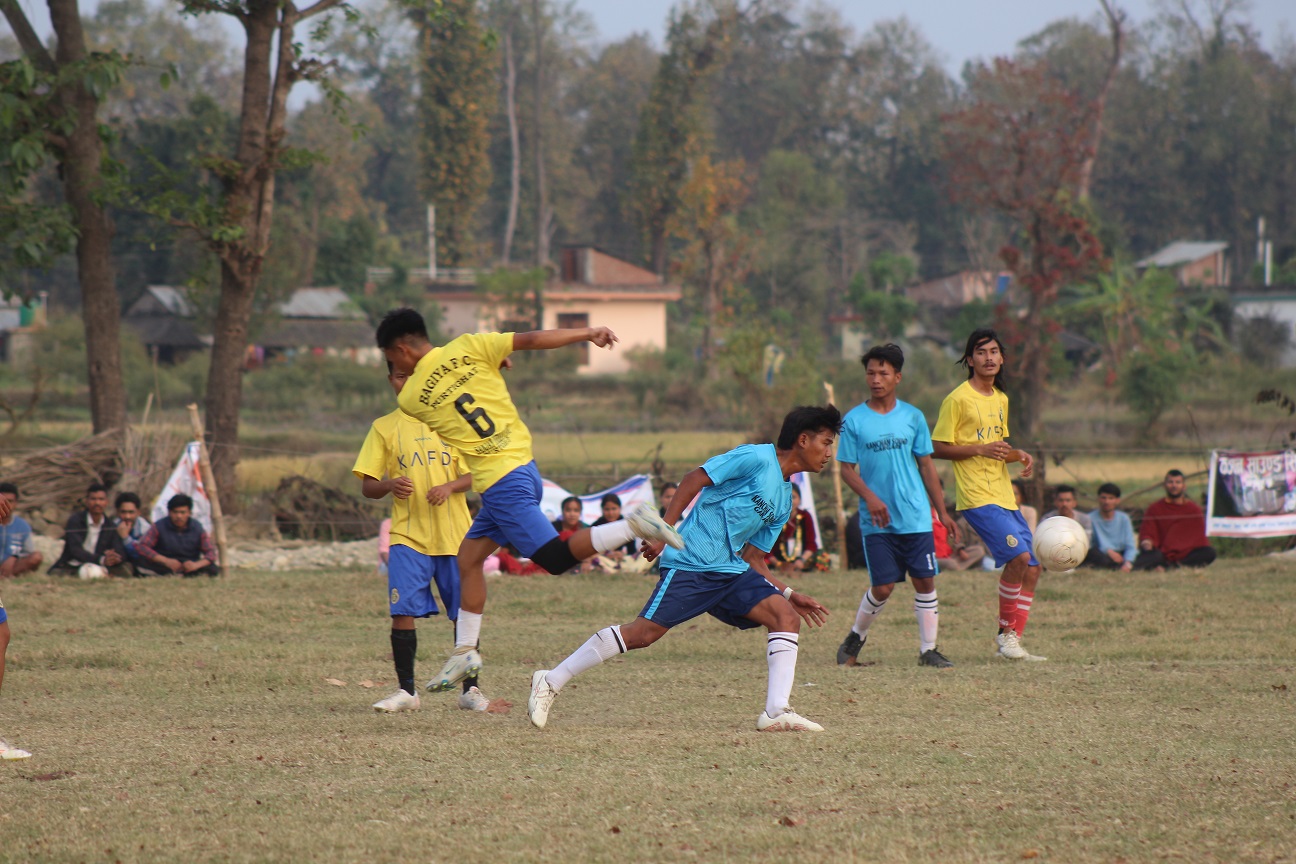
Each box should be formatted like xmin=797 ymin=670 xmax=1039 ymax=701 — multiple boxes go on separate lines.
xmin=1 ymin=0 xmax=58 ymax=73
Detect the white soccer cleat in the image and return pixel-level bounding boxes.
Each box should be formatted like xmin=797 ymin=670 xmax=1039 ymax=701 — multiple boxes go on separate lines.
xmin=996 ymin=631 xmax=1048 ymax=662
xmin=756 ymin=709 xmax=823 ymax=732
xmin=426 ymin=647 xmax=483 ymax=692
xmin=528 ymin=670 xmax=558 ymax=729
xmin=626 ymin=503 xmax=685 ymax=550
xmin=0 ymin=738 xmax=32 ymax=760
xmin=372 ymin=689 xmax=421 ymax=713
xmin=458 ymin=686 xmax=490 ymax=712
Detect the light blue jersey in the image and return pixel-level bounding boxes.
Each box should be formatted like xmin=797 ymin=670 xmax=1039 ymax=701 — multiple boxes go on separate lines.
xmin=838 ymin=400 xmax=934 ymax=537
xmin=660 ymin=443 xmax=791 ymax=576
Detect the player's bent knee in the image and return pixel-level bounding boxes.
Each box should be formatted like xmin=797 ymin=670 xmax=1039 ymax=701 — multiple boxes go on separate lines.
xmin=529 ymin=538 xmax=581 ymax=575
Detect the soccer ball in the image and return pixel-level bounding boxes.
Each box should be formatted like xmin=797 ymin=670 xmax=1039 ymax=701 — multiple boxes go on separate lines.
xmin=1032 ymin=516 xmax=1089 ymax=573
xmin=78 ymin=562 xmax=108 ymax=580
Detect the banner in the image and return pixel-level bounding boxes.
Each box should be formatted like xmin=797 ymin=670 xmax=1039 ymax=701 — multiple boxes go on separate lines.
xmin=1207 ymin=449 xmax=1296 ymax=538
xmin=151 ymin=442 xmax=213 ymax=530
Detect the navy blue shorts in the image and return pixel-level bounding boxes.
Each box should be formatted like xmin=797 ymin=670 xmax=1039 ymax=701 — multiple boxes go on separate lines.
xmin=962 ymin=504 xmax=1038 ymax=567
xmin=864 ymin=532 xmax=939 ymax=587
xmin=465 ymin=461 xmax=559 ymax=557
xmin=639 ymin=567 xmax=780 ymax=631
xmin=0 ymin=597 xmax=7 ymax=625
xmin=388 ymin=544 xmax=461 ymax=619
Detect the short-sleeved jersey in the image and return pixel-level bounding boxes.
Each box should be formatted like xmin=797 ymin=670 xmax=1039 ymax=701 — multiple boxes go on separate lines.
xmin=0 ymin=516 xmax=36 ymax=561
xmin=838 ymin=400 xmax=935 ymax=536
xmin=352 ymin=409 xmax=472 ymax=557
xmin=932 ymin=380 xmax=1017 ymax=511
xmin=660 ymin=443 xmax=791 ymax=576
xmin=396 ymin=332 xmax=533 ymax=493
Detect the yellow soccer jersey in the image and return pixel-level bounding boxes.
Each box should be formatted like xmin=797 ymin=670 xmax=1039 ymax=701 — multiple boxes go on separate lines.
xmin=352 ymin=409 xmax=472 ymax=557
xmin=396 ymin=332 xmax=533 ymax=493
xmin=932 ymin=380 xmax=1018 ymax=512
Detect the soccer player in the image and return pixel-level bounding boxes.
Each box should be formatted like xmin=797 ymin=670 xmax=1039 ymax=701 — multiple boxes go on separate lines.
xmin=931 ymin=329 xmax=1044 ymax=662
xmin=354 ymin=362 xmax=486 ymax=713
xmin=835 ymin=344 xmax=960 ymax=669
xmin=376 ymin=309 xmax=683 ymax=691
xmin=527 ymin=406 xmax=839 ymax=733
xmin=0 ymin=492 xmax=31 ymax=760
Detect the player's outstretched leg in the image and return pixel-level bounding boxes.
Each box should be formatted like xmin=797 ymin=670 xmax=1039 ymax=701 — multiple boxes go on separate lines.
xmin=744 ymin=595 xmax=822 ymax=732
xmin=625 ymin=503 xmax=685 ymax=550
xmin=530 ymin=621 xmax=661 ymax=729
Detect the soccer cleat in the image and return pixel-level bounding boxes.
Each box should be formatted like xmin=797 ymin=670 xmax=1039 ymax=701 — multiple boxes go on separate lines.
xmin=997 ymin=631 xmax=1047 ymax=662
xmin=626 ymin=503 xmax=686 ymax=550
xmin=372 ymin=689 xmax=421 ymax=713
xmin=0 ymin=738 xmax=32 ymax=760
xmin=996 ymin=631 xmax=1030 ymax=660
xmin=426 ymin=647 xmax=483 ymax=692
xmin=458 ymin=686 xmax=490 ymax=712
xmin=918 ymin=648 xmax=954 ymax=668
xmin=528 ymin=670 xmax=558 ymax=729
xmin=836 ymin=630 xmax=865 ymax=666
xmin=756 ymin=709 xmax=824 ymax=732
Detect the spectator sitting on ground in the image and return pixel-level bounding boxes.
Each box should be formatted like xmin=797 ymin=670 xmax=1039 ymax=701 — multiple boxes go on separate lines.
xmin=1135 ymin=469 xmax=1217 ymax=570
xmin=658 ymin=483 xmax=678 ymax=518
xmin=769 ymin=486 xmax=829 ymax=572
xmin=551 ymin=496 xmax=595 ymax=573
xmin=1086 ymin=482 xmax=1137 ymax=572
xmin=0 ymin=483 xmax=42 ymax=578
xmin=113 ymin=492 xmax=151 ymax=573
xmin=1041 ymin=484 xmax=1095 ymax=541
xmin=135 ymin=494 xmax=221 ymax=577
xmin=591 ymin=493 xmax=636 ymax=564
xmin=933 ymin=506 xmax=986 ymax=572
xmin=48 ymin=483 xmax=126 ymax=575
xmin=1012 ymin=479 xmax=1039 ymax=532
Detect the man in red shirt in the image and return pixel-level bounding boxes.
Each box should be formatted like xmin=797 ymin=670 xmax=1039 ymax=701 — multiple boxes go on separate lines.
xmin=1134 ymin=470 xmax=1217 ymax=570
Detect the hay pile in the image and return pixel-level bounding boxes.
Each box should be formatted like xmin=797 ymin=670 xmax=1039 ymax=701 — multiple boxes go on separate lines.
xmin=271 ymin=474 xmax=382 ymax=542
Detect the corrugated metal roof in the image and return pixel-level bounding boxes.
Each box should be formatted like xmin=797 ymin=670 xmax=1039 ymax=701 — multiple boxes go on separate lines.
xmin=278 ymin=287 xmax=362 ymax=319
xmin=1135 ymin=241 xmax=1228 ymax=269
xmin=144 ymin=285 xmax=197 ymax=317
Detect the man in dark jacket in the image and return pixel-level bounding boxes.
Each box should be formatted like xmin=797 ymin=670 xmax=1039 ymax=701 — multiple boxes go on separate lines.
xmin=135 ymin=494 xmax=220 ymax=577
xmin=48 ymin=483 xmax=125 ymax=575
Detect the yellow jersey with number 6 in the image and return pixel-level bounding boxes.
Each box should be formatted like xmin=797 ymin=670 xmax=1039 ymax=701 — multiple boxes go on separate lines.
xmin=397 ymin=332 xmax=533 ymax=492
xmin=932 ymin=380 xmax=1017 ymax=512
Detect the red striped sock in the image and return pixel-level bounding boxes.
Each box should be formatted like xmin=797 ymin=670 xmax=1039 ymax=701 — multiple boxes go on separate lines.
xmin=997 ymin=579 xmax=1021 ymax=631
xmin=1014 ymin=591 xmax=1035 ymax=637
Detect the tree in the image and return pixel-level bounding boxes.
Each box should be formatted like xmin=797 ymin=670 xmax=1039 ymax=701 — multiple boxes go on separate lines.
xmin=943 ymin=59 xmax=1107 ymax=438
xmin=2 ymin=0 xmax=129 ymax=435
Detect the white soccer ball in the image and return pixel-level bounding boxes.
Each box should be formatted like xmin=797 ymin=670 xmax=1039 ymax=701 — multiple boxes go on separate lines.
xmin=78 ymin=562 xmax=108 ymax=580
xmin=1032 ymin=516 xmax=1090 ymax=573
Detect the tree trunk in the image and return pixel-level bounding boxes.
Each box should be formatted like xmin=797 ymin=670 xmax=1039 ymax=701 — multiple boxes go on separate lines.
xmin=501 ymin=29 xmax=520 ymax=264
xmin=1078 ymin=0 xmax=1125 ymax=203
xmin=531 ymin=0 xmax=548 ymax=329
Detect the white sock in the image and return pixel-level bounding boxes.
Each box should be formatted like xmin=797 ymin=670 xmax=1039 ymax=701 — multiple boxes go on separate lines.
xmin=852 ymin=589 xmax=887 ymax=638
xmin=546 ymin=625 xmax=626 ymax=691
xmin=455 ymin=610 xmax=482 ymax=649
xmin=765 ymin=631 xmax=799 ymax=717
xmin=590 ymin=521 xmax=636 ymax=553
xmin=914 ymin=590 xmax=939 ymax=653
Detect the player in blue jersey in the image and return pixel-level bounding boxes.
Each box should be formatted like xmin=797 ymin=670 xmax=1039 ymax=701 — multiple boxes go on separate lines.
xmin=528 ymin=405 xmax=840 ymax=733
xmin=835 ymin=344 xmax=960 ymax=669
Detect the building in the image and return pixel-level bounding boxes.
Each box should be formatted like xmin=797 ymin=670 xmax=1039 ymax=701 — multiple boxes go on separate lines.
xmin=122 ymin=286 xmax=208 ymax=364
xmin=906 ymin=271 xmax=1012 ymax=308
xmin=1135 ymin=241 xmax=1230 ymax=287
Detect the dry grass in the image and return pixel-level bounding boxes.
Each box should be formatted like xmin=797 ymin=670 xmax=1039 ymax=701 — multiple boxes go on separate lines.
xmin=1 ymin=557 xmax=1294 ymax=863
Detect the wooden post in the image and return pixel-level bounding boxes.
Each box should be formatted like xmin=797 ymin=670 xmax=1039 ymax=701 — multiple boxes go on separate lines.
xmin=824 ymin=382 xmax=848 ymax=569
xmin=187 ymin=403 xmax=230 ymax=569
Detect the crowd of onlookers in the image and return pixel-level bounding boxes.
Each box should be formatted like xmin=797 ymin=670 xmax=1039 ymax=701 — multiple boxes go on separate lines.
xmin=0 ymin=482 xmax=219 ymax=579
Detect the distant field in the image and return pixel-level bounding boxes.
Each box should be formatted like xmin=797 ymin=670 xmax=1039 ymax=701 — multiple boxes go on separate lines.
xmin=2 ymin=558 xmax=1293 ymax=862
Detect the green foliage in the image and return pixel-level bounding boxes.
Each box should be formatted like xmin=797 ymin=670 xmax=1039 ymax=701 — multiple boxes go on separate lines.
xmin=1118 ymin=348 xmax=1190 ymax=433
xmin=242 ymin=356 xmax=387 ymax=414
xmin=948 ymin=298 xmax=997 ymax=343
xmin=845 ymin=277 xmax=918 ymax=341
xmin=315 ymin=215 xmax=378 ymax=291
xmin=475 ymin=266 xmax=545 ymax=329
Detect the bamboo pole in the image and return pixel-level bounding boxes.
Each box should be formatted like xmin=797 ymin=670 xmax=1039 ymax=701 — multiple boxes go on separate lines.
xmin=824 ymin=382 xmax=848 ymax=569
xmin=186 ymin=403 xmax=229 ymax=569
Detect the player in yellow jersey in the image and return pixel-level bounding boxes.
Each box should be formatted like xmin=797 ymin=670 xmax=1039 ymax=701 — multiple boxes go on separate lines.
xmin=376 ymin=309 xmax=685 ymax=692
xmin=353 ymin=363 xmax=486 ymax=713
xmin=931 ymin=329 xmax=1044 ymax=662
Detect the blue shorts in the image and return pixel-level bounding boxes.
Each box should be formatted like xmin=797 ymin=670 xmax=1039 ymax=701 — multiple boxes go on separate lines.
xmin=962 ymin=504 xmax=1038 ymax=567
xmin=388 ymin=544 xmax=461 ymax=619
xmin=0 ymin=597 xmax=7 ymax=624
xmin=465 ymin=461 xmax=558 ymax=557
xmin=864 ymin=532 xmax=938 ymax=586
xmin=639 ymin=567 xmax=780 ymax=631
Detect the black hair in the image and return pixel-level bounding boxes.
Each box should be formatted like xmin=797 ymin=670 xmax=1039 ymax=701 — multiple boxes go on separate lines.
xmin=777 ymin=405 xmax=843 ymax=450
xmin=1054 ymin=484 xmax=1077 ymax=498
xmin=861 ymin=343 xmax=904 ymax=373
xmin=86 ymin=482 xmax=108 ymax=496
xmin=958 ymin=328 xmax=1005 ymax=391
xmin=385 ymin=359 xmax=394 ymax=375
xmin=115 ymin=491 xmax=141 ymax=509
xmin=660 ymin=482 xmax=678 ymax=493
xmin=168 ymin=493 xmax=194 ymax=511
xmin=375 ymin=308 xmax=429 ymax=349
xmin=560 ymin=496 xmax=582 ymax=510
xmin=0 ymin=482 xmax=17 ymax=497
xmin=1166 ymin=469 xmax=1185 ymax=479
xmin=600 ymin=493 xmax=622 ymax=508
xmin=1097 ymin=482 xmax=1121 ymax=498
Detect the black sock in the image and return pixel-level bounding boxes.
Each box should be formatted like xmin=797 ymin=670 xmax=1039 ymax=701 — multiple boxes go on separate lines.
xmin=391 ymin=628 xmax=417 ymax=695
xmin=463 ymin=675 xmax=479 ymax=693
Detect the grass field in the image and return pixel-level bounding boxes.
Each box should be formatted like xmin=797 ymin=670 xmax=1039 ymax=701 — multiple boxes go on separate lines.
xmin=2 ymin=558 xmax=1293 ymax=863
